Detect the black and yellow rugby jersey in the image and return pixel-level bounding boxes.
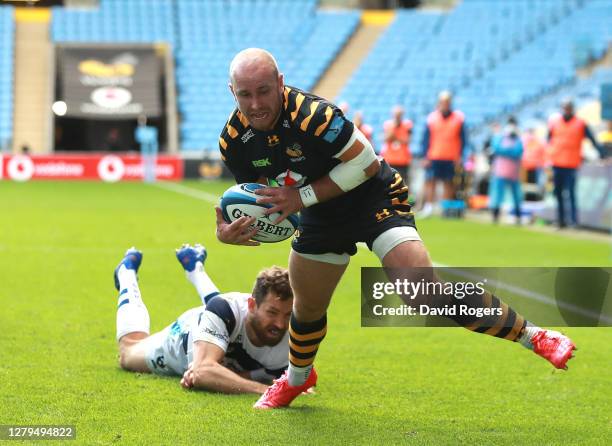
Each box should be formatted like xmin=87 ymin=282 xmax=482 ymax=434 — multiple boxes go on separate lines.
xmin=219 ymin=86 xmax=353 ymax=185
xmin=219 ymin=86 xmax=394 ymax=222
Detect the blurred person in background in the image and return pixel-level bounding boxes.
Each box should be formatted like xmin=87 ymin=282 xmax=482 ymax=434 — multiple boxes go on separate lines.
xmin=338 ymin=101 xmax=350 ymax=116
xmin=521 ymin=127 xmax=547 ymax=192
xmin=381 ymin=105 xmax=412 ymax=183
xmin=420 ymin=91 xmax=468 ymax=217
xmin=353 ymin=110 xmax=374 ymax=147
xmin=547 ymin=98 xmax=606 ymax=228
xmin=489 ymin=117 xmax=524 ymax=224
xmin=135 ymin=115 xmax=159 ymax=182
xmin=597 ymin=120 xmax=612 ymax=157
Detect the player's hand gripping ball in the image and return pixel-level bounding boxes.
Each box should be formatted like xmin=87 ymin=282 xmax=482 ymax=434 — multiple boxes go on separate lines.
xmin=220 ymin=183 xmax=299 ymax=243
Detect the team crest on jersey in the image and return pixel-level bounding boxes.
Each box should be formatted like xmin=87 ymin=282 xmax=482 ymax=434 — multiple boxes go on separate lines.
xmin=241 ymin=129 xmax=255 ymax=143
xmin=267 ymin=134 xmax=280 ymax=147
xmin=275 ymin=169 xmax=306 ymax=187
xmin=283 ymin=119 xmax=290 ymax=128
xmin=286 ymin=143 xmax=305 ymax=162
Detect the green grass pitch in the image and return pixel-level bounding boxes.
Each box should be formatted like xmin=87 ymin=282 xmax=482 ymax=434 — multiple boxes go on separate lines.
xmin=1 ymin=180 xmax=610 ymax=445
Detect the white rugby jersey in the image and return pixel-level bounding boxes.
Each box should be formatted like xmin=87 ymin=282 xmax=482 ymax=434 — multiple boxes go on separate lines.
xmin=168 ymin=292 xmax=288 ymax=380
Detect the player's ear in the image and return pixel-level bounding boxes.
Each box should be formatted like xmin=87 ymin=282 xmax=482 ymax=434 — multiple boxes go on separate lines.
xmin=247 ymin=296 xmax=257 ymax=312
xmin=278 ymin=72 xmax=284 ymax=91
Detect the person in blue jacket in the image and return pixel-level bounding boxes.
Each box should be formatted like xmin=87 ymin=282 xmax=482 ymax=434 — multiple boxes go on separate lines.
xmin=489 ymin=117 xmax=523 ymax=224
xmin=135 ymin=115 xmax=159 ymax=182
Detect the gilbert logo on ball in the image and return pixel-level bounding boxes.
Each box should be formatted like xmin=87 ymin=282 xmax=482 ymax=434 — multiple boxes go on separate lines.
xmin=220 ymin=183 xmax=299 ymax=243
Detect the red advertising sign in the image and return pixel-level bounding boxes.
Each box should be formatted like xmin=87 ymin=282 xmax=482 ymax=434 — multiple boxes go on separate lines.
xmin=0 ymin=154 xmax=183 ymax=182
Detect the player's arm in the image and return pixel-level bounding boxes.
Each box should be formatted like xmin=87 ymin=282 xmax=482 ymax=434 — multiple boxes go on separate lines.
xmin=256 ymin=126 xmax=380 ymax=223
xmin=383 ymin=122 xmax=395 ymax=143
xmin=181 ymin=341 xmax=268 ymax=394
xmin=420 ymin=125 xmax=431 ymax=162
xmin=584 ymin=125 xmax=607 ymax=159
xmin=216 ymin=129 xmax=266 ymax=246
xmin=182 ymin=301 xmax=268 ymax=394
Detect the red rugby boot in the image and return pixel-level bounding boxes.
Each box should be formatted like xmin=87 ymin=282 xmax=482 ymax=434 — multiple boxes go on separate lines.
xmin=532 ymin=330 xmax=577 ymax=370
xmin=254 ymin=368 xmax=318 ymax=409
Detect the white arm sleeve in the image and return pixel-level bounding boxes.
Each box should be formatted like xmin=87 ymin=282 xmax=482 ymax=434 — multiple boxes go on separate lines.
xmin=192 ymin=311 xmax=230 ymax=352
xmin=328 ymin=127 xmax=378 ymax=192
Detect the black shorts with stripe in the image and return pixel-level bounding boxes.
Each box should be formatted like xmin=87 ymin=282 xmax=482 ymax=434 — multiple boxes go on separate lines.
xmin=291 ymin=162 xmax=417 ymax=256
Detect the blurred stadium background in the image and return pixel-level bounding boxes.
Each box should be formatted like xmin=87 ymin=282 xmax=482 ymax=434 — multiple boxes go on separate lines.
xmin=0 ymin=0 xmax=610 ymax=231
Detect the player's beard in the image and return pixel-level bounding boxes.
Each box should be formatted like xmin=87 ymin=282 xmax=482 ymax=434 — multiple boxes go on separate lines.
xmin=251 ymin=315 xmax=286 ymax=346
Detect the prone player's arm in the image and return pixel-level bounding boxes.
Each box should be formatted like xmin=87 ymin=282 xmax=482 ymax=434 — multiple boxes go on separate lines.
xmin=256 ymin=127 xmax=380 ymax=223
xmin=182 ymin=341 xmax=268 ymax=395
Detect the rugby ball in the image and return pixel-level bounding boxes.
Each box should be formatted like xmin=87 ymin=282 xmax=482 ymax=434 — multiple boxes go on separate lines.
xmin=220 ymin=183 xmax=299 ymax=243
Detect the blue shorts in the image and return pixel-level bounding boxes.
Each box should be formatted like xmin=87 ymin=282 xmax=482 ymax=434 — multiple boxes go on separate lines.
xmin=426 ymin=160 xmax=456 ymax=181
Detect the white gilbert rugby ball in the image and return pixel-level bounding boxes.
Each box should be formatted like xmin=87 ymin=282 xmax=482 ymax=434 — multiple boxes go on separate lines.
xmin=220 ymin=183 xmax=300 ymax=243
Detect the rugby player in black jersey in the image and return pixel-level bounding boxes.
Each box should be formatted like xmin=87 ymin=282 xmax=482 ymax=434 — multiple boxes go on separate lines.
xmin=215 ymin=48 xmax=576 ymax=409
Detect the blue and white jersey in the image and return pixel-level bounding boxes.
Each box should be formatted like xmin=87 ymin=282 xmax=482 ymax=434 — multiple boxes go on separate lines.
xmin=146 ymin=292 xmax=288 ymax=381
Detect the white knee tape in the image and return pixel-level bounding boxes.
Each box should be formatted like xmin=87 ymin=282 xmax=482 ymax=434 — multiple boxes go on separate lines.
xmin=372 ymin=226 xmax=421 ymax=260
xmin=292 ymin=249 xmax=350 ymax=265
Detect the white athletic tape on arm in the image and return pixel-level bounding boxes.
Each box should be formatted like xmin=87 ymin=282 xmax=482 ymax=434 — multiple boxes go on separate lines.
xmin=299 ymin=184 xmax=319 ymax=207
xmin=334 ymin=129 xmax=358 ymax=158
xmin=329 ymin=128 xmax=377 ymax=192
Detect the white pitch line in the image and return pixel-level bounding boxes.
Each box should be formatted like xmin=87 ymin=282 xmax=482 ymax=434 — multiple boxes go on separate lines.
xmin=153 ymin=181 xmax=219 ymax=203
xmin=441 ymin=267 xmax=612 ymax=325
xmin=152 ymin=181 xmax=611 ymax=324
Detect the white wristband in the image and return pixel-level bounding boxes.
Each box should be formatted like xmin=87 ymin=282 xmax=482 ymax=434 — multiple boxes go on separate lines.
xmin=299 ymin=184 xmax=319 ymax=207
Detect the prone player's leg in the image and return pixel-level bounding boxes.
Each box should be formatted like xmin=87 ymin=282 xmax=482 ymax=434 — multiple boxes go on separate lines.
xmin=114 ymin=247 xmax=151 ymax=373
xmin=175 ymin=243 xmax=220 ymax=304
xmin=118 ymin=333 xmax=151 ymax=373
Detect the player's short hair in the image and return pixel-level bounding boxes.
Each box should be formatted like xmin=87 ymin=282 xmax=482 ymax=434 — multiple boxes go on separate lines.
xmin=252 ymin=266 xmax=293 ymax=305
xmin=229 ymin=48 xmax=279 ymax=83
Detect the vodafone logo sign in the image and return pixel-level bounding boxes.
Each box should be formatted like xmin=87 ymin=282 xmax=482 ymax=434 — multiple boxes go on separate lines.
xmin=7 ymin=155 xmax=35 ymax=182
xmin=91 ymin=87 xmax=133 ymax=109
xmin=1 ymin=154 xmax=182 ymax=181
xmin=97 ymin=155 xmax=125 ymax=182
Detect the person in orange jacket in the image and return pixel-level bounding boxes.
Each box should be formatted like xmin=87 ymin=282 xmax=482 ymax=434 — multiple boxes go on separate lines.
xmin=420 ymin=91 xmax=467 ymax=216
xmin=381 ymin=106 xmax=412 ymax=183
xmin=521 ymin=127 xmax=547 ymax=191
xmin=547 ymin=98 xmax=606 ymax=228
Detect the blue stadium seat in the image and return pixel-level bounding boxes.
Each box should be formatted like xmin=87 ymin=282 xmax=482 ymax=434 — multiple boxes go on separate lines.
xmin=0 ymin=5 xmax=14 ymax=150
xmin=339 ymin=0 xmax=611 ymax=153
xmin=50 ymin=0 xmax=358 ymax=153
